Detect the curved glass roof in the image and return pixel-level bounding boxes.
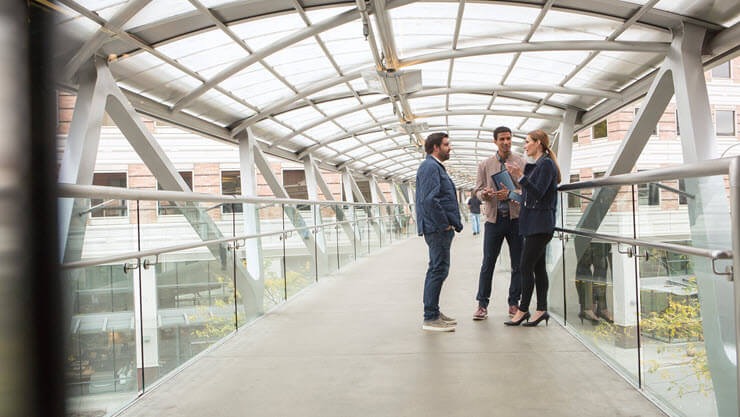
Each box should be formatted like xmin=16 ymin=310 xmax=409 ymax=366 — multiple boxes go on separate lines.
xmin=51 ymin=0 xmax=740 ymax=187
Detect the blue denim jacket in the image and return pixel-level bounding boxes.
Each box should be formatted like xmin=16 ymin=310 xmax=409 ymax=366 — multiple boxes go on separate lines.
xmin=518 ymin=156 xmax=558 ymax=237
xmin=415 ymin=155 xmax=463 ymax=236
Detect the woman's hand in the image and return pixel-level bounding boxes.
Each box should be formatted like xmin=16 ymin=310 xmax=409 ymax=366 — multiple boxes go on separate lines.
xmin=505 ymin=162 xmax=522 ymax=179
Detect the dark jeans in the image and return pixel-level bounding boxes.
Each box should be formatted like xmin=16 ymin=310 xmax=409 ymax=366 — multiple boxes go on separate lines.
xmin=518 ymin=233 xmax=553 ymax=312
xmin=475 ymin=218 xmax=522 ymax=308
xmin=423 ymin=229 xmax=455 ymax=321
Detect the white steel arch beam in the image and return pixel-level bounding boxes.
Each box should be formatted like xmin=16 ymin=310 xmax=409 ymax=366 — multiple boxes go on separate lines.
xmin=261 ymin=85 xmax=614 ymax=123
xmin=232 ymin=40 xmax=662 ymax=133
xmin=170 ymin=7 xmax=362 ymax=112
xmin=298 ymin=110 xmax=558 ymax=157
xmin=267 ymin=88 xmax=576 ymax=151
xmin=516 ymin=0 xmax=660 ymax=131
xmin=61 ymin=0 xmax=151 ymax=82
xmin=397 ymin=40 xmax=669 ymax=67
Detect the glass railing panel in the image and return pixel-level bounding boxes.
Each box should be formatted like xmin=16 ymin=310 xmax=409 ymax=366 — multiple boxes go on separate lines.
xmin=633 ymin=173 xmax=735 ymax=417
xmin=64 ymin=264 xmax=138 ymax=417
xmin=638 ymin=249 xmax=719 ymax=417
xmin=562 ymin=235 xmax=641 ymax=386
xmin=317 ymin=203 xmax=338 ymax=275
xmin=283 ymin=204 xmax=316 ymax=298
xmin=150 ymin=243 xmax=237 ymax=387
xmin=138 ymin=199 xmax=237 ymax=252
xmin=61 ymin=197 xmax=139 ymax=263
xmin=355 ymin=214 xmax=370 ymax=258
xmin=337 ymin=221 xmax=355 ymax=269
xmin=353 ymin=206 xmax=371 ymax=257
xmin=563 ymin=185 xmax=636 ymax=238
xmin=254 ymin=203 xmax=284 ymax=311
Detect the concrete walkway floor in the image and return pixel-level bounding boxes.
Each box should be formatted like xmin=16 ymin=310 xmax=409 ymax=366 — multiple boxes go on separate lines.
xmin=119 ymin=232 xmax=667 ymax=417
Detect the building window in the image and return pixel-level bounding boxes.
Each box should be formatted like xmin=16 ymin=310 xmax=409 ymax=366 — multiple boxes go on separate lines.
xmin=91 ymin=172 xmax=128 ymax=217
xmin=283 ymin=169 xmax=311 ymax=210
xmin=158 ymin=171 xmax=193 ymax=215
xmin=635 ymin=108 xmax=657 ymax=135
xmin=567 ymin=174 xmax=581 ymax=208
xmin=592 ymin=120 xmax=607 ymax=139
xmin=678 ymin=179 xmax=687 ymax=205
xmin=711 ymin=61 xmax=731 ymax=79
xmin=637 ymin=171 xmax=660 ymax=206
xmin=221 ymin=171 xmax=242 ymax=213
xmin=716 ymin=110 xmax=736 ymax=136
xmin=572 ymin=134 xmax=578 ymax=143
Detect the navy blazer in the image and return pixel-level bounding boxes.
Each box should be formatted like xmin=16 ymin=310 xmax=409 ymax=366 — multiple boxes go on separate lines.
xmin=518 ymin=156 xmax=558 ymax=237
xmin=415 ymin=155 xmax=463 ymax=236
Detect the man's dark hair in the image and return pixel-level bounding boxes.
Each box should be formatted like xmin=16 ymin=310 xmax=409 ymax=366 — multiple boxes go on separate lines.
xmin=493 ymin=126 xmax=512 ymax=140
xmin=424 ymin=132 xmax=448 ymax=154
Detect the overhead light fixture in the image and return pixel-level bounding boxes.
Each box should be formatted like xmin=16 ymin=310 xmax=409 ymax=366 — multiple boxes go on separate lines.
xmin=392 ymin=121 xmax=428 ymax=134
xmin=362 ymin=69 xmax=422 ymax=97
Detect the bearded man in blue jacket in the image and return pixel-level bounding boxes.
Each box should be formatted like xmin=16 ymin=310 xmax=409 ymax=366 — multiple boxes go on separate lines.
xmin=415 ymin=132 xmax=463 ymax=332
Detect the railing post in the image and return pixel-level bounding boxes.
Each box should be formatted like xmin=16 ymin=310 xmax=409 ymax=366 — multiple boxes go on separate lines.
xmin=730 ymin=157 xmax=740 ymax=414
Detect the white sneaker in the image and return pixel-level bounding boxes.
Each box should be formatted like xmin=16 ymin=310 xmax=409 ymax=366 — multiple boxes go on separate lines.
xmin=422 ymin=318 xmax=456 ymax=332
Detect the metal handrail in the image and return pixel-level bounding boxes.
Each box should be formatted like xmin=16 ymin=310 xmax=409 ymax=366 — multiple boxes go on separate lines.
xmin=58 ymin=183 xmax=412 ymax=208
xmin=556 ymin=226 xmax=732 ymax=261
xmin=60 ymin=215 xmax=412 ymax=270
xmin=558 ymin=157 xmax=734 ymax=191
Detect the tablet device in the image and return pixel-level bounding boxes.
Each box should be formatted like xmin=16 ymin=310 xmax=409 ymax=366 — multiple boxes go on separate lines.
xmin=491 ymin=171 xmax=522 ymax=203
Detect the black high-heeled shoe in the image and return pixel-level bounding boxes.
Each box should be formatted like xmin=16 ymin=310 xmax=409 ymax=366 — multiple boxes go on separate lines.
xmin=596 ymin=309 xmax=613 ymax=324
xmin=578 ymin=311 xmax=599 ymax=325
xmin=504 ymin=311 xmax=530 ymax=326
xmin=523 ymin=311 xmax=550 ymax=327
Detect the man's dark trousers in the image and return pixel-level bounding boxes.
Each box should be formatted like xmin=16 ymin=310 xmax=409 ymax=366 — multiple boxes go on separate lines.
xmin=476 ymin=217 xmax=523 ymax=308
xmin=423 ymin=229 xmax=455 ymax=320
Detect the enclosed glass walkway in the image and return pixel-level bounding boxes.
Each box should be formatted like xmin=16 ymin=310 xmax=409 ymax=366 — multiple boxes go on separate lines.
xmin=109 ymin=231 xmax=666 ymax=417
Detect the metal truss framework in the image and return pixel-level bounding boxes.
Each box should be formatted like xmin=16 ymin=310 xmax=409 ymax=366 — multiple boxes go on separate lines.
xmin=50 ymin=0 xmax=740 ymax=187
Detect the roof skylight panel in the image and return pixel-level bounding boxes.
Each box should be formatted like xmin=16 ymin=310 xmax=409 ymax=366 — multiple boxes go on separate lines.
xmin=530 ymin=10 xmax=620 ymax=42
xmin=175 ymin=43 xmax=246 ymax=76
xmin=481 ymin=116 xmax=526 ymax=129
xmin=407 ymin=96 xmax=446 ymax=111
xmin=315 ymin=97 xmax=364 ymax=115
xmin=289 ymin=135 xmax=316 ymax=149
xmin=308 ymin=83 xmax=355 ymax=101
xmin=408 ymin=61 xmax=450 ymax=87
xmin=54 ymin=15 xmax=99 ymax=44
xmin=137 ymin=75 xmax=203 ymax=105
xmin=334 ymin=112 xmax=376 ymax=131
xmin=449 ymin=57 xmax=514 ymax=87
xmin=123 ymin=0 xmax=196 ymax=30
xmin=272 ymin=106 xmax=325 ymax=128
xmin=390 ymin=3 xmax=457 ymax=56
xmin=615 ymin=26 xmax=671 ymax=42
xmin=458 ymin=3 xmax=539 ymax=48
xmin=318 ymin=21 xmax=374 ymax=72
xmin=331 ymin=138 xmax=364 ymax=152
xmin=304 ymin=123 xmax=345 ymax=139
xmin=254 ymin=119 xmax=294 ymax=139
xmin=156 ymin=30 xmax=235 ymax=61
xmin=446 ymin=115 xmax=487 ymax=127
xmin=230 ymin=13 xmax=306 ymax=51
xmin=219 ymin=62 xmax=276 ymax=92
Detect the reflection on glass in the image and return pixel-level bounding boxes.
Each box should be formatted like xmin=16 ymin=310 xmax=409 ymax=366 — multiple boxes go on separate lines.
xmin=65 ymin=265 xmax=138 ymax=417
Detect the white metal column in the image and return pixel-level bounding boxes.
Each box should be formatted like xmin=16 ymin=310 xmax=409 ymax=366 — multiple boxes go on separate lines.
xmin=238 ymin=129 xmax=264 ymax=290
xmin=58 ymin=62 xmax=107 ymax=261
xmin=670 ymin=23 xmax=737 ymax=417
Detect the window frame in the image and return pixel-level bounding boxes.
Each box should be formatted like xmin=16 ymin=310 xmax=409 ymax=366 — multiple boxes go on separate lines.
xmin=221 ymin=170 xmax=243 ymax=213
xmin=157 ymin=171 xmax=194 ymax=216
xmin=715 ymin=109 xmax=736 ymax=136
xmin=591 ymin=120 xmax=608 ymax=139
xmin=91 ymin=172 xmax=129 ymax=218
